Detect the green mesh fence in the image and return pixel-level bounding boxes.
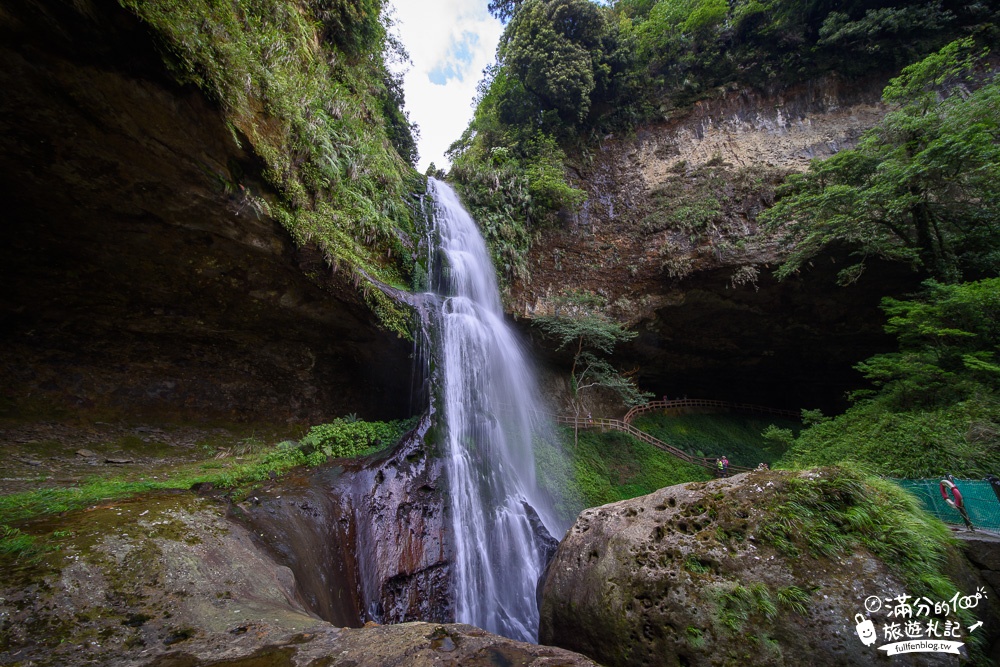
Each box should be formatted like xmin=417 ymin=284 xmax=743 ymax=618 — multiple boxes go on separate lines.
xmin=892 ymin=478 xmax=1000 ymax=531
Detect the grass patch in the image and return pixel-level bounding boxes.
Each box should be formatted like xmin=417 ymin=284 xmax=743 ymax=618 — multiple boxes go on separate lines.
xmin=633 ymin=412 xmax=801 ymax=468
xmin=775 ymin=585 xmax=810 ymax=615
xmin=0 ymin=525 xmax=44 ymax=559
xmin=760 ymin=467 xmax=959 ymax=601
xmin=778 ymin=393 xmax=1000 ymax=478
xmin=0 ymin=417 xmax=416 ymax=525
xmin=714 ymin=582 xmax=777 ymax=633
xmin=536 ymin=427 xmax=711 ymax=523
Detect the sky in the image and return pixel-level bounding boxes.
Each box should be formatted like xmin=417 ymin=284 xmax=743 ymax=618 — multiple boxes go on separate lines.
xmin=388 ymin=0 xmax=504 ymax=172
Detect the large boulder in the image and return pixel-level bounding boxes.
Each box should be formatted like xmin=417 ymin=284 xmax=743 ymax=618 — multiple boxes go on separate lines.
xmin=540 ymin=469 xmax=997 ymax=666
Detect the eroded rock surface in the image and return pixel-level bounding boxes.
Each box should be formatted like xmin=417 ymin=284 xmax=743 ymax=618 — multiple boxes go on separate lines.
xmin=0 ymin=464 xmax=591 ymax=667
xmin=231 ymin=418 xmax=453 ymax=627
xmin=0 ymin=493 xmax=316 ymax=666
xmin=539 ymin=470 xmax=997 ymax=666
xmin=0 ymin=0 xmax=411 ymax=427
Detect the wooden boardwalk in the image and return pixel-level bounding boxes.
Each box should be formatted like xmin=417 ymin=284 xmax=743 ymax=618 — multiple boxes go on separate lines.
xmin=624 ymin=398 xmax=799 ymax=425
xmin=554 ymin=414 xmax=753 ymax=474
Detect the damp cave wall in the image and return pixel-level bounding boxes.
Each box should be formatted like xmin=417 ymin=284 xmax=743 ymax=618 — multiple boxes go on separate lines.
xmin=0 ymin=0 xmax=414 ymax=426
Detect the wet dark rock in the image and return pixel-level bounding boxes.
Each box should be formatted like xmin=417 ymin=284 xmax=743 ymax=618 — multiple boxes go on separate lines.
xmin=523 ymin=500 xmax=559 ymax=566
xmin=0 ymin=0 xmax=411 ymax=426
xmin=231 ymin=417 xmax=453 ymax=628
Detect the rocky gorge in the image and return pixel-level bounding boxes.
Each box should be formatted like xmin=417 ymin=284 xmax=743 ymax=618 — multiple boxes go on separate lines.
xmin=3 ymin=0 xmax=999 ymax=665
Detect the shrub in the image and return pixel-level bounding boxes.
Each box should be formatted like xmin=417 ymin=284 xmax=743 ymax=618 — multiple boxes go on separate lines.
xmin=300 ymin=417 xmax=416 ymax=459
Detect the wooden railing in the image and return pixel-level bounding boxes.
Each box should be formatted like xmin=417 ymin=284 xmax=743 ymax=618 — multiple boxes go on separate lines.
xmin=555 ymin=415 xmax=752 ymax=474
xmin=623 ymin=399 xmax=800 ymax=425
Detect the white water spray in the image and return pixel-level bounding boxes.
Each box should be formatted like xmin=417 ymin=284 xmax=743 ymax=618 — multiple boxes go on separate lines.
xmin=424 ymin=178 xmax=560 ymax=642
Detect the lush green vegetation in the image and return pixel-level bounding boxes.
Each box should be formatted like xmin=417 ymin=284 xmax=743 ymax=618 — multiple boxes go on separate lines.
xmin=761 ymin=468 xmax=963 ymax=602
xmin=120 ymin=0 xmax=421 ymax=332
xmin=300 ymin=415 xmax=415 ymax=458
xmin=779 ymin=279 xmax=1000 ymax=477
xmin=535 ymin=427 xmax=710 ymax=523
xmin=634 ymin=412 xmax=801 ymax=468
xmin=615 ymin=0 xmax=993 ymax=109
xmin=763 ymin=38 xmax=1000 ymax=284
xmin=451 ymin=0 xmax=995 ymax=285
xmin=0 ymin=416 xmax=415 ymax=529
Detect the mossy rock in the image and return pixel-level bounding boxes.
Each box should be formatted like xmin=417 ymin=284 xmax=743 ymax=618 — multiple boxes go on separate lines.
xmin=540 ymin=467 xmax=997 ymax=666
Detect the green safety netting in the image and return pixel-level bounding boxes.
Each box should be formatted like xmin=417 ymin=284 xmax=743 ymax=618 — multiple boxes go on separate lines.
xmin=892 ymin=478 xmax=1000 ymax=532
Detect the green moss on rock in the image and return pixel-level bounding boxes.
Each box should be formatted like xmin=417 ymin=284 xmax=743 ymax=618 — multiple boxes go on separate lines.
xmin=118 ymin=0 xmax=419 ymax=333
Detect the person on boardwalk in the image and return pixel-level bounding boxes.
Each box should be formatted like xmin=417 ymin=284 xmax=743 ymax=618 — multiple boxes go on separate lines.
xmin=716 ymin=458 xmax=724 ymax=478
xmin=721 ymin=456 xmax=729 ymax=477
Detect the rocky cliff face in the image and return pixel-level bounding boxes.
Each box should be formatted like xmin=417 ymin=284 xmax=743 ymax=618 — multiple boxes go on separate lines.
xmin=516 ymin=76 xmax=920 ymax=411
xmin=0 ymin=0 xmax=412 ymax=427
xmin=231 ymin=418 xmax=453 ymax=627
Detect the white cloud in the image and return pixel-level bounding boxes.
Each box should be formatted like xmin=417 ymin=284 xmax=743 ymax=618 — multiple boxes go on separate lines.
xmin=388 ymin=0 xmax=503 ymax=172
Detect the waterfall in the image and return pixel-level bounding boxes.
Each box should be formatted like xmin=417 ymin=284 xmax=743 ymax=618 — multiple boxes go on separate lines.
xmin=423 ymin=178 xmax=560 ymax=642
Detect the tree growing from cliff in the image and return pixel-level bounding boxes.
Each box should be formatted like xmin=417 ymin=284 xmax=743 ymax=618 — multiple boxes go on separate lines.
xmin=762 ymin=38 xmax=1000 ymax=284
xmin=534 ymin=291 xmax=652 ymax=445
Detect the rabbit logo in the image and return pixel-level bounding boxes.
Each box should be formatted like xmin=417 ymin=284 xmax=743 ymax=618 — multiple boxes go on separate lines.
xmin=855 ymin=614 xmax=877 ymax=647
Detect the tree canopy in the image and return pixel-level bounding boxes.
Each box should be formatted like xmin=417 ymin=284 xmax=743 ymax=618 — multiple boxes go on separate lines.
xmin=762 ymin=38 xmax=1000 ymax=284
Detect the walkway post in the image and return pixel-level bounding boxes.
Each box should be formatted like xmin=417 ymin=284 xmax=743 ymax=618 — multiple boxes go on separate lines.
xmin=986 ymin=475 xmax=1000 ymax=505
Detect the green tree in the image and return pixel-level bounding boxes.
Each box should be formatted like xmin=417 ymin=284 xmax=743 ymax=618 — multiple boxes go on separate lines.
xmin=534 ymin=292 xmax=652 ymax=445
xmin=498 ymin=0 xmax=614 ymax=124
xmin=855 ymin=279 xmax=1000 ymax=409
xmin=780 ymin=278 xmax=1000 ymax=477
xmin=762 ymin=38 xmax=1000 ymax=284
xmin=488 ymin=0 xmax=524 ymax=21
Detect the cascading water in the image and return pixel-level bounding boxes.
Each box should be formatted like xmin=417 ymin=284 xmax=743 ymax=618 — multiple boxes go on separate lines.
xmin=422 ymin=178 xmax=561 ymax=642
